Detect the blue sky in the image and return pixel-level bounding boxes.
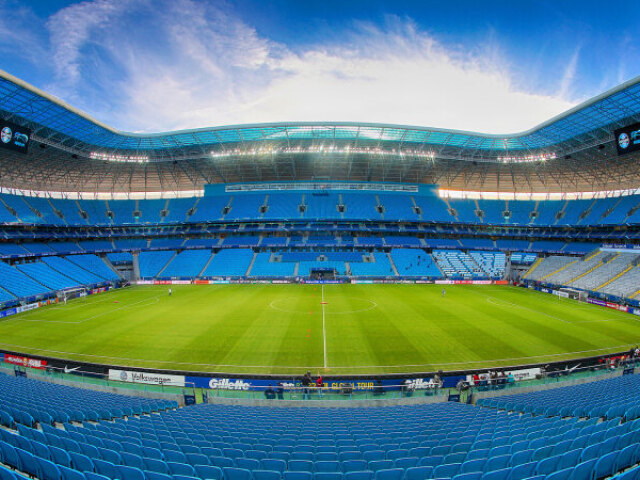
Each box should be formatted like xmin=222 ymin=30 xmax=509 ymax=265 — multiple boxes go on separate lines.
xmin=0 ymin=0 xmax=639 ymax=134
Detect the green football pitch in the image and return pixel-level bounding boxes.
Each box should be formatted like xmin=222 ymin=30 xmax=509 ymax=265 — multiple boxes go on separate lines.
xmin=0 ymin=284 xmax=639 ymax=375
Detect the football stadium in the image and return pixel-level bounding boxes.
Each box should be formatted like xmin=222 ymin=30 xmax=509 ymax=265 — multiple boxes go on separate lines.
xmin=2 ymin=3 xmax=640 ymax=480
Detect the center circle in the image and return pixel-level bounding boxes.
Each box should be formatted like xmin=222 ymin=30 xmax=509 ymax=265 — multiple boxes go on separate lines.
xmin=269 ymin=297 xmax=378 ymax=315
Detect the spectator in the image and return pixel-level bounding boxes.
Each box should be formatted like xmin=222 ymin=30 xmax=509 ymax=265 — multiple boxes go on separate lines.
xmin=276 ymin=382 xmax=284 ymax=400
xmin=264 ymin=385 xmax=275 ymax=400
xmin=301 ymin=371 xmax=311 ymax=399
xmin=373 ymin=379 xmax=384 ymax=396
xmin=316 ymin=374 xmax=323 ymax=398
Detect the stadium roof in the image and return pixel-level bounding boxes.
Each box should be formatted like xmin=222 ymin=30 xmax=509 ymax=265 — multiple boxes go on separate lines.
xmin=0 ymin=70 xmax=640 ymax=195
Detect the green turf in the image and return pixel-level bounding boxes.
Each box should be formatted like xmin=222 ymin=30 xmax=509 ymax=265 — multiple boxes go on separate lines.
xmin=0 ymin=284 xmax=639 ymax=375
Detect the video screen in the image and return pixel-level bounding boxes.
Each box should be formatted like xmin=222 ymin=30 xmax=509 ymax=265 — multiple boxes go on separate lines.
xmin=614 ymin=122 xmax=640 ymax=156
xmin=0 ymin=119 xmax=31 ymax=154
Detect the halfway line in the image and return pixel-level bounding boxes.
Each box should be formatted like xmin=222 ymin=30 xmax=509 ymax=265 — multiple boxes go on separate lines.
xmin=322 ymin=285 xmax=327 ymax=369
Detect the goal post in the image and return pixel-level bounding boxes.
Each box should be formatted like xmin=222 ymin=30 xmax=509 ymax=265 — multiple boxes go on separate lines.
xmin=57 ymin=287 xmax=88 ymax=304
xmin=556 ymin=287 xmax=588 ymax=302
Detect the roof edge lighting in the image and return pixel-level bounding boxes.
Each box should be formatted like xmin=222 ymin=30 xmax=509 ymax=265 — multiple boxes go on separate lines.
xmin=90 ymin=152 xmax=149 ymax=163
xmin=210 ymin=146 xmax=436 ymax=159
xmin=439 ymin=188 xmax=640 ymax=201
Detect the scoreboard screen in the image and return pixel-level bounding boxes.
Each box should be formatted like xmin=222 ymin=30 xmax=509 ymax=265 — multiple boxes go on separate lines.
xmin=615 ymin=122 xmax=640 ymax=156
xmin=0 ymin=119 xmax=31 ymax=154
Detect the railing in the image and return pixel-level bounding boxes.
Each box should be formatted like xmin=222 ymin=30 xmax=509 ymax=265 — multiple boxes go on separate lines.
xmin=2 ymin=356 xmax=637 ymax=405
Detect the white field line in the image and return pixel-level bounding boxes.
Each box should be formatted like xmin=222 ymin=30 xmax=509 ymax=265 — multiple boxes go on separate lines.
xmin=0 ymin=341 xmax=637 ymax=371
xmin=16 ymin=296 xmax=160 ymax=324
xmin=322 ymin=284 xmax=328 ymax=369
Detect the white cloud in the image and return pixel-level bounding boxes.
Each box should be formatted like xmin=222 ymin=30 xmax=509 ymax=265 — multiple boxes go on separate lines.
xmin=44 ymin=1 xmax=577 ymax=135
xmin=46 ymin=0 xmax=126 ymax=86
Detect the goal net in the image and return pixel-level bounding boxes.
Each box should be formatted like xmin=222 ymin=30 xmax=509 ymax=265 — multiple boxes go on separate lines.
xmin=57 ymin=287 xmax=88 ymax=304
xmin=557 ymin=287 xmax=588 ymax=302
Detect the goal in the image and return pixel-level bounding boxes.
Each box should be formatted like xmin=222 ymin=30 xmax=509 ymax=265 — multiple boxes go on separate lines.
xmin=57 ymin=287 xmax=88 ymax=304
xmin=557 ymin=287 xmax=589 ymax=302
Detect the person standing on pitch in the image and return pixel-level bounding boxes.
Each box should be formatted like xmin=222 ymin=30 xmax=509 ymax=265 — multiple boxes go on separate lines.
xmin=169 ymin=288 xmax=172 ymax=296
xmin=441 ymin=288 xmax=445 ymax=297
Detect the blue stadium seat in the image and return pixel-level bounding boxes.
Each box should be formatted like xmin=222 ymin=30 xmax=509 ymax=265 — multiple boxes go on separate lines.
xmin=254 ymin=471 xmax=283 ymax=480
xmin=262 ymin=459 xmax=288 ymax=473
xmin=167 ymin=462 xmax=196 ymax=476
xmin=58 ymin=465 xmax=86 ymax=480
xmin=344 ymin=472 xmax=373 ymax=480
xmin=570 ymin=459 xmax=598 ymax=480
xmin=284 ymin=473 xmax=314 ymax=480
xmin=375 ymin=469 xmax=404 ymax=480
xmin=143 ymin=472 xmax=172 ymax=480
xmin=195 ymin=465 xmax=224 ymax=480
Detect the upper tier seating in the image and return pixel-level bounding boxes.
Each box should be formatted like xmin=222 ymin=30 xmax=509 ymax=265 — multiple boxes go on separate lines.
xmin=305 ymin=193 xmax=342 ymax=220
xmin=0 ymin=191 xmax=639 ymax=226
xmin=263 ymin=193 xmax=303 ymax=220
xmin=227 ymin=195 xmax=266 ymax=221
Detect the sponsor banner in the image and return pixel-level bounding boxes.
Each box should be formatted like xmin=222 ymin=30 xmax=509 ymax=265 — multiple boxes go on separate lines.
xmin=468 ymin=367 xmax=541 ymax=384
xmin=602 ymin=243 xmax=640 ymax=251
xmin=509 ymin=367 xmax=542 ymax=381
xmin=606 ymin=302 xmax=629 ymax=313
xmin=109 ymin=369 xmax=185 ymax=386
xmin=187 ymin=375 xmax=465 ymax=392
xmin=4 ymin=354 xmax=47 ymax=369
xmin=494 ymin=280 xmax=509 ymax=285
xmin=435 ymin=280 xmax=454 ymax=285
xmin=632 ymin=308 xmax=640 ymax=317
xmin=136 ymin=280 xmax=154 ymax=285
xmin=554 ymin=290 xmax=570 ymax=298
xmin=46 ymin=358 xmax=107 ymax=377
xmin=153 ymin=280 xmax=191 ymax=285
xmin=194 ymin=280 xmax=210 ymax=285
xmin=0 ymin=307 xmax=18 ymax=318
xmin=404 ymin=375 xmax=466 ymax=390
xmin=211 ymin=280 xmax=230 ymax=284
xmin=18 ymin=302 xmax=41 ymax=313
xmin=271 ymin=280 xmax=292 ymax=284
xmin=588 ymin=298 xmax=607 ymax=306
xmin=351 ymin=280 xmax=373 ymax=284
xmin=302 ymin=280 xmax=344 ymax=284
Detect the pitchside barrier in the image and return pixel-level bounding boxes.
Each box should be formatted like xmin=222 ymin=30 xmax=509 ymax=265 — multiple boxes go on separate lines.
xmin=1 ymin=347 xmax=636 ymax=404
xmin=136 ymin=279 xmax=510 ymax=285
